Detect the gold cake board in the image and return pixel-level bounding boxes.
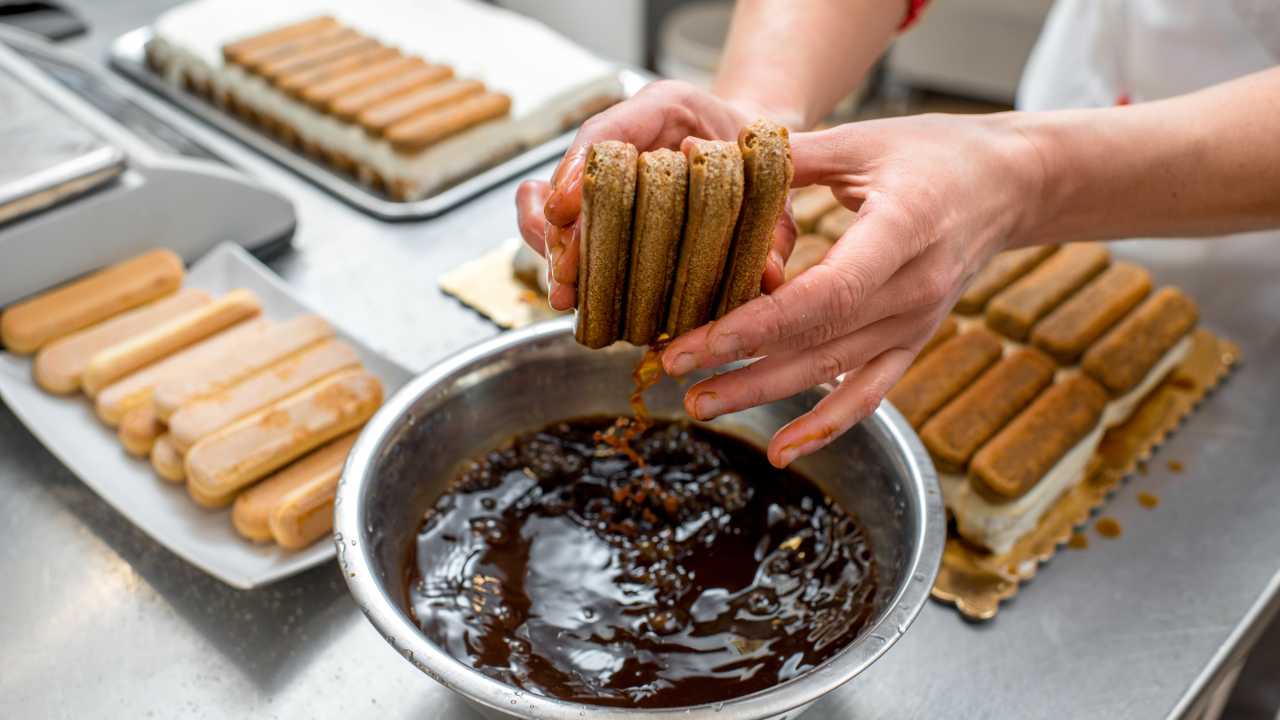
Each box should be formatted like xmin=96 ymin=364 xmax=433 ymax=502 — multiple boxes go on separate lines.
xmin=932 ymin=328 xmax=1239 ymax=620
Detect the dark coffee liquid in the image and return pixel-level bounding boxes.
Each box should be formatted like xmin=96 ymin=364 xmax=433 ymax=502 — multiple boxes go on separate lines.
xmin=405 ymin=418 xmax=877 ymax=708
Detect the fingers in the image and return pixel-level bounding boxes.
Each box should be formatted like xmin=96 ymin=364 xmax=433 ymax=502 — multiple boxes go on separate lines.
xmin=663 ymin=201 xmax=917 ymax=375
xmin=767 ymin=347 xmax=915 ymax=467
xmin=760 ymin=209 xmax=798 ymax=294
xmin=544 ymin=145 xmax=588 ymax=226
xmin=789 ymin=125 xmax=881 ymax=188
xmin=682 ymin=309 xmax=930 ymax=421
xmin=516 ymin=180 xmax=551 ymax=256
xmin=544 ymin=221 xmax=580 ymax=311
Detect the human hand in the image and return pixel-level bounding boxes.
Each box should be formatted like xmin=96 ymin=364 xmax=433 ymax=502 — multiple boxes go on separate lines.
xmin=515 ymin=79 xmax=796 ymax=310
xmin=662 ymin=113 xmax=1046 ymax=467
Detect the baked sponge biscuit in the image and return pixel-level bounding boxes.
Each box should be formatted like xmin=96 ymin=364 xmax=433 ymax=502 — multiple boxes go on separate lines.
xmin=575 ymin=141 xmax=638 ymax=349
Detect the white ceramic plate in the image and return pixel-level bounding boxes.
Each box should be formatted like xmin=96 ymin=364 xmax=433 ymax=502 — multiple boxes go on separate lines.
xmin=0 ymin=242 xmax=412 ymax=589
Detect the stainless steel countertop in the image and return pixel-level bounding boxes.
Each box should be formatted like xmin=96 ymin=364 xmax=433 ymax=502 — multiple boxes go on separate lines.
xmin=3 ymin=3 xmax=1279 ymax=718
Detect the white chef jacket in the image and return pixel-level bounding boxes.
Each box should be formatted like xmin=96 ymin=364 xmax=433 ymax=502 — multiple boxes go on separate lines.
xmin=1018 ymin=0 xmax=1280 ymax=110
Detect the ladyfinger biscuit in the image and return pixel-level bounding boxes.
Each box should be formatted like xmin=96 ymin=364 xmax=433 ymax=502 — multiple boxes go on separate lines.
xmin=152 ymin=314 xmax=334 ymax=421
xmin=385 ymin=92 xmax=512 ymax=153
xmin=232 ymin=432 xmax=359 ymax=544
xmin=666 ymin=140 xmax=744 ymax=337
xmin=920 ymin=347 xmax=1057 ymax=473
xmin=329 ymin=64 xmax=455 ymax=121
xmin=815 ymin=207 xmax=857 ymax=241
xmin=886 ymin=328 xmax=1003 ymax=429
xmin=81 ymin=289 xmax=263 ymax=397
xmin=1031 ymin=262 xmax=1152 ymax=364
xmin=970 ymin=374 xmax=1108 ymax=500
xmin=2 ymin=249 xmax=183 ymax=355
xmin=185 ymin=369 xmax=383 ymax=509
xmin=784 ymin=234 xmax=833 ymax=282
xmin=95 ymin=318 xmax=271 ymax=426
xmin=985 ymin=243 xmax=1111 ymax=341
xmin=357 ymin=79 xmax=484 ymax=136
xmin=575 ymin=141 xmax=638 ymax=348
xmin=622 ymin=149 xmax=687 ymax=346
xmin=118 ymin=404 xmax=162 ymax=458
xmin=222 ymin=16 xmax=337 ymax=65
xmin=303 ymin=58 xmax=442 ymax=111
xmin=151 ymin=434 xmax=186 ymax=483
xmin=33 ymin=288 xmax=210 ymax=394
xmin=955 ymin=246 xmax=1057 ymax=315
xmin=1081 ymin=287 xmax=1198 ymax=395
xmin=168 ymin=339 xmax=360 ymax=453
xmin=277 ymin=46 xmax=400 ymax=97
xmin=916 ymin=316 xmax=959 ymax=361
xmin=717 ymin=119 xmax=794 ymax=316
xmin=259 ymin=34 xmax=380 ymax=83
xmin=791 ymin=186 xmax=840 ymax=234
xmin=234 ymin=25 xmax=354 ymax=74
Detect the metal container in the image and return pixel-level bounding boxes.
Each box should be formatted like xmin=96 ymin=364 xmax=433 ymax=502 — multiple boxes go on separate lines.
xmin=336 ymin=318 xmax=944 ymax=720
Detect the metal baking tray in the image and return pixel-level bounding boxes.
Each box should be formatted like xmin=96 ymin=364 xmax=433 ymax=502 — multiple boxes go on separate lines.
xmin=108 ymin=26 xmax=648 ymax=221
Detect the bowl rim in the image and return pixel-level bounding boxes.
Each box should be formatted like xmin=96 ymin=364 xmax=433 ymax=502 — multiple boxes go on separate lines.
xmin=336 ymin=317 xmax=945 ymax=720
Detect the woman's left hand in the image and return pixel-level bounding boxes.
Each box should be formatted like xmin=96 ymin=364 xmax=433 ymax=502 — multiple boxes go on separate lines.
xmin=662 ymin=113 xmax=1047 ymax=467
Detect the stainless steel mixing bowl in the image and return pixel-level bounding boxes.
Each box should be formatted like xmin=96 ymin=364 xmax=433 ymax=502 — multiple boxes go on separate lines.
xmin=336 ymin=317 xmax=944 ymax=720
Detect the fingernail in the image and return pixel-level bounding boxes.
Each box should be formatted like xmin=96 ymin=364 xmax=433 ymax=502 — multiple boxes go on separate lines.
xmin=693 ymin=392 xmax=724 ymax=420
xmin=711 ymin=333 xmax=743 ymax=359
xmin=667 ymin=352 xmax=697 ymax=376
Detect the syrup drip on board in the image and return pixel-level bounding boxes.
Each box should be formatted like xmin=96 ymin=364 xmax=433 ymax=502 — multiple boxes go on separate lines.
xmin=1095 ymin=517 xmax=1123 ymax=538
xmin=1137 ymin=491 xmax=1160 ymax=509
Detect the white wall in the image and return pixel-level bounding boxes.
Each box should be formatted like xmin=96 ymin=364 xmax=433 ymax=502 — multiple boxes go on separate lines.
xmin=493 ymin=0 xmax=646 ymax=66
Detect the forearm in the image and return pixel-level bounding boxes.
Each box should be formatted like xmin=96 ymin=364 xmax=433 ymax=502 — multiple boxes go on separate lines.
xmin=1015 ymin=67 xmax=1280 ymax=245
xmin=712 ymin=0 xmax=901 ymax=130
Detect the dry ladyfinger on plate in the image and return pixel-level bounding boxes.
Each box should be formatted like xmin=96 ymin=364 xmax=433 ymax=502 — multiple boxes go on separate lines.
xmin=151 ymin=434 xmax=186 ymax=483
xmin=234 ymin=25 xmax=354 ymax=74
xmin=955 ymin=246 xmax=1057 ymax=315
xmin=815 ymin=207 xmax=857 ymax=242
xmin=168 ymin=338 xmax=361 ymax=453
xmin=357 ymin=78 xmax=482 ymax=135
xmin=575 ymin=141 xmax=639 ymax=348
xmin=232 ymin=432 xmax=359 ymax=545
xmin=790 ymin=186 xmax=840 ymax=234
xmin=1030 ymin=262 xmax=1152 ymax=364
xmin=666 ymin=140 xmax=745 ymax=337
xmin=1081 ymin=286 xmax=1199 ymax=395
xmin=328 ymin=64 xmax=454 ymax=121
xmin=118 ymin=404 xmax=163 ymax=458
xmin=920 ymin=347 xmax=1057 ymax=473
xmin=384 ymin=92 xmax=513 ymax=153
xmin=716 ymin=119 xmax=793 ymax=317
xmin=33 ymin=288 xmax=211 ymax=395
xmin=886 ymin=328 xmax=1003 ymax=429
xmin=80 ymin=288 xmax=263 ymax=397
xmin=623 ymin=148 xmax=687 ymax=346
xmin=94 ymin=317 xmax=271 ymax=426
xmin=985 ymin=243 xmax=1111 ymax=341
xmin=151 ymin=314 xmax=334 ymax=421
xmin=784 ymin=234 xmax=833 ymax=282
xmin=1 ymin=249 xmax=183 ymax=355
xmin=258 ymin=33 xmax=379 ymax=84
xmin=185 ymin=369 xmax=383 ymax=509
xmin=276 ymin=45 xmax=400 ymax=97
xmin=969 ymin=374 xmax=1108 ymax=500
xmin=222 ymin=16 xmax=338 ymax=65
xmin=293 ymin=53 xmax=418 ymax=107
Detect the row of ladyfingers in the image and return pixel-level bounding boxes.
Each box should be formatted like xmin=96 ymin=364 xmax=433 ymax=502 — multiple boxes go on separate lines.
xmin=576 ymin=119 xmax=794 ymax=348
xmin=0 ymin=249 xmax=383 ymax=550
xmin=885 ymin=243 xmax=1198 ymax=554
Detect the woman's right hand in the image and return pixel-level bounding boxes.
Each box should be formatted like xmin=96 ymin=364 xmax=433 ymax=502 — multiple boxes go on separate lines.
xmin=515 ymin=80 xmax=794 ymax=310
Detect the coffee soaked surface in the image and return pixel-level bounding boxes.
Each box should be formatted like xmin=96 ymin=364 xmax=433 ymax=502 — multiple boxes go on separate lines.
xmin=406 ymin=418 xmax=878 ymax=708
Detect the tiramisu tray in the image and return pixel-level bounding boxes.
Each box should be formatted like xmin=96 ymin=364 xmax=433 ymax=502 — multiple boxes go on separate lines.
xmin=109 ymin=0 xmax=643 ymax=219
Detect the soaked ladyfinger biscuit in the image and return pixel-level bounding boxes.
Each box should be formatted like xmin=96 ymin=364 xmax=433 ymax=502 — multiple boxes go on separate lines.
xmin=276 ymin=46 xmax=400 ymax=97
xmin=969 ymin=374 xmax=1108 ymax=500
xmin=985 ymin=243 xmax=1110 ymax=341
xmin=575 ymin=141 xmax=638 ymax=348
xmin=916 ymin=316 xmax=959 ymax=361
xmin=385 ymin=92 xmax=512 ymax=153
xmin=716 ymin=120 xmax=793 ymax=317
xmin=886 ymin=328 xmax=1003 ymax=429
xmin=623 ymin=149 xmax=687 ymax=346
xmin=955 ymin=246 xmax=1057 ymax=315
xmin=1081 ymin=287 xmax=1198 ymax=395
xmin=791 ymin=187 xmax=840 ymax=234
xmin=784 ymin=234 xmax=833 ymax=282
xmin=1031 ymin=262 xmax=1152 ymax=364
xmin=816 ymin=207 xmax=857 ymax=241
xmin=328 ymin=64 xmax=454 ymax=121
xmin=920 ymin=347 xmax=1057 ymax=473
xmin=357 ymin=79 xmax=484 ymax=136
xmin=222 ymin=16 xmax=338 ymax=65
xmin=666 ymin=140 xmax=744 ymax=336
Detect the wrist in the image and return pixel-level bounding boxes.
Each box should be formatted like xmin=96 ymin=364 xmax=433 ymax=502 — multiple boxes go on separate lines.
xmin=987 ymin=111 xmax=1064 ymax=248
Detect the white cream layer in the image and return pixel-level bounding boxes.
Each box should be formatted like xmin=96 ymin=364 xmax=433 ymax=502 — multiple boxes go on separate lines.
xmin=150 ymin=0 xmax=623 ymax=198
xmin=940 ymin=333 xmax=1192 ymax=555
